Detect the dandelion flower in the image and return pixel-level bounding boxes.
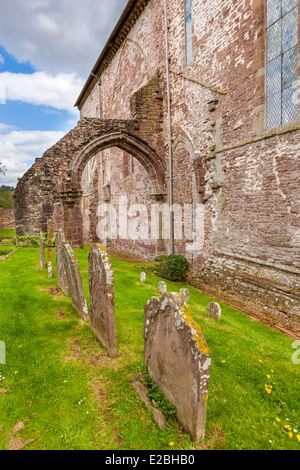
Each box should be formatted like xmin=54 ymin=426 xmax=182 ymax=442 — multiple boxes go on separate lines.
xmin=288 ymin=432 xmax=293 ymax=439
xmin=266 ymin=375 xmax=271 ymax=379
xmin=169 ymin=442 xmax=174 ymax=447
xmin=259 ymin=359 xmax=263 ymax=363
xmin=14 ymin=371 xmax=18 ymax=374
xmin=276 ymin=418 xmax=281 ymax=423
xmin=297 ymin=435 xmax=300 ymax=443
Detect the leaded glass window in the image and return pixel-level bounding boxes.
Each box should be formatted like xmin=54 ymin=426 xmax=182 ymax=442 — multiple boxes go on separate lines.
xmin=266 ymin=0 xmax=298 ymax=129
xmin=185 ymin=0 xmax=193 ymax=65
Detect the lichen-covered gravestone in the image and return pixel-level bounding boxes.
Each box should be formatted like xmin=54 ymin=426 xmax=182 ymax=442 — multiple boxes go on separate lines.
xmin=88 ymin=244 xmax=117 ymax=358
xmin=47 ymin=219 xmax=53 ymax=279
xmin=39 ymin=232 xmax=45 ymax=269
xmin=158 ymin=281 xmax=167 ymax=294
xmin=55 ymin=230 xmax=68 ymax=296
xmin=144 ymin=292 xmax=211 ymax=443
xmin=62 ymin=243 xmax=89 ymax=322
xmin=206 ymin=301 xmax=221 ymax=321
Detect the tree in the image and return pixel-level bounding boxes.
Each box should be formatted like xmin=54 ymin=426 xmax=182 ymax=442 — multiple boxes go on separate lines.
xmin=0 ymin=159 xmax=6 ymax=180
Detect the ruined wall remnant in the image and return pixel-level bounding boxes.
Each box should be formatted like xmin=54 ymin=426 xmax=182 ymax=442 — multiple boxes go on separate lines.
xmin=143 ymin=292 xmax=211 ymax=443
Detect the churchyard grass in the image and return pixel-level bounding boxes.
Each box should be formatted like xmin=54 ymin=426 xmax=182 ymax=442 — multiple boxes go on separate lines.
xmin=0 ymin=238 xmax=299 ymax=450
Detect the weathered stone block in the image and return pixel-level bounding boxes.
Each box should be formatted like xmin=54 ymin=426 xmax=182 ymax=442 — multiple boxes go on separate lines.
xmin=143 ymin=292 xmax=211 ymax=443
xmin=62 ymin=243 xmax=89 ymax=322
xmin=206 ymin=301 xmax=221 ymax=321
xmin=157 ymin=281 xmax=167 ymax=294
xmin=180 ymin=288 xmax=190 ymax=303
xmin=140 ymin=272 xmax=146 ymax=283
xmin=55 ymin=230 xmax=68 ymax=296
xmin=88 ymin=244 xmax=117 ymax=358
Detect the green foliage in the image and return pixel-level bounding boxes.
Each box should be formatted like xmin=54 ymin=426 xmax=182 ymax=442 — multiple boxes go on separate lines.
xmin=0 ymin=190 xmax=14 ymax=209
xmin=17 ymin=233 xmax=55 ymax=247
xmin=141 ymin=365 xmax=176 ymax=420
xmin=155 ymin=254 xmax=190 ymax=281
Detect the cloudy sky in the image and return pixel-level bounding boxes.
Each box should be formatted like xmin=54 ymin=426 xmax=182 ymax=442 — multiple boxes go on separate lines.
xmin=0 ymin=0 xmax=128 ymax=186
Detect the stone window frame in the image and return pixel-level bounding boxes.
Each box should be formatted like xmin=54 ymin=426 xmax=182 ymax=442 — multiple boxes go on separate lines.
xmin=265 ymin=0 xmax=299 ymax=130
xmin=252 ymin=0 xmax=300 ymax=137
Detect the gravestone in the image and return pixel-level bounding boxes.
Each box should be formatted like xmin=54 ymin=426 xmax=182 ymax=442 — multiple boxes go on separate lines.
xmin=55 ymin=230 xmax=69 ymax=296
xmin=206 ymin=301 xmax=221 ymax=321
xmin=88 ymin=244 xmax=117 ymax=358
xmin=140 ymin=272 xmax=146 ymax=283
xmin=144 ymin=292 xmax=211 ymax=444
xmin=62 ymin=243 xmax=89 ymax=322
xmin=180 ymin=288 xmax=190 ymax=303
xmin=39 ymin=232 xmax=45 ymax=269
xmin=47 ymin=219 xmax=53 ymax=279
xmin=158 ymin=281 xmax=167 ymax=294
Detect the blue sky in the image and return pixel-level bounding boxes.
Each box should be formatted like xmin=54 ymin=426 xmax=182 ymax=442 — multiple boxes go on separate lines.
xmin=0 ymin=0 xmax=128 ymax=187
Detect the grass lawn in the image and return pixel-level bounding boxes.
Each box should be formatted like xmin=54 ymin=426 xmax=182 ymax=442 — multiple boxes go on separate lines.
xmin=0 ymin=231 xmax=299 ymax=450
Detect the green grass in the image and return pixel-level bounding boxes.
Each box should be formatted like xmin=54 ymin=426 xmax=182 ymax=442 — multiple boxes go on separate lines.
xmin=0 ymin=237 xmax=299 ymax=450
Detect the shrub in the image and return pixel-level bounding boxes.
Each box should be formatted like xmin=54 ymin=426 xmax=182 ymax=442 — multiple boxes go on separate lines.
xmin=155 ymin=254 xmax=190 ymax=282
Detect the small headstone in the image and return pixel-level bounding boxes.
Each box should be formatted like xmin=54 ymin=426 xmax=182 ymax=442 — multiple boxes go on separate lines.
xmin=144 ymin=292 xmax=211 ymax=444
xmin=39 ymin=232 xmax=45 ymax=269
xmin=140 ymin=272 xmax=146 ymax=283
xmin=158 ymin=281 xmax=167 ymax=294
xmin=62 ymin=243 xmax=89 ymax=322
xmin=55 ymin=230 xmax=68 ymax=296
xmin=206 ymin=301 xmax=221 ymax=321
xmin=180 ymin=288 xmax=190 ymax=303
xmin=47 ymin=219 xmax=53 ymax=279
xmin=88 ymin=244 xmax=117 ymax=358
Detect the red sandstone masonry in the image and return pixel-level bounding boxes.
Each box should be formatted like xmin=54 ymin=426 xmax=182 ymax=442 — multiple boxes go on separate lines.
xmin=14 ymin=0 xmax=300 ymax=335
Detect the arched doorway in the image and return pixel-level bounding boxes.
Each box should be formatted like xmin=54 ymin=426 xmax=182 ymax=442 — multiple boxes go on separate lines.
xmin=62 ymin=131 xmax=167 ymax=257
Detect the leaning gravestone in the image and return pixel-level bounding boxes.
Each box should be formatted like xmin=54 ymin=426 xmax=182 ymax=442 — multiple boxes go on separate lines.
xmin=88 ymin=244 xmax=117 ymax=358
xmin=144 ymin=292 xmax=211 ymax=444
xmin=62 ymin=243 xmax=89 ymax=322
xmin=55 ymin=230 xmax=69 ymax=296
xmin=206 ymin=301 xmax=221 ymax=321
xmin=158 ymin=281 xmax=167 ymax=294
xmin=39 ymin=232 xmax=46 ymax=269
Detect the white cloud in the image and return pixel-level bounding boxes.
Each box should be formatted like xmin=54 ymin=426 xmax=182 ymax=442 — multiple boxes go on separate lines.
xmin=0 ymin=129 xmax=65 ymax=186
xmin=0 ymin=0 xmax=128 ymax=78
xmin=0 ymin=71 xmax=83 ymax=113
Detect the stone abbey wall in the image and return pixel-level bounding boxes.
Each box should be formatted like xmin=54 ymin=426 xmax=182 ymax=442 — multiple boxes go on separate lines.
xmin=14 ymin=0 xmax=300 ymax=336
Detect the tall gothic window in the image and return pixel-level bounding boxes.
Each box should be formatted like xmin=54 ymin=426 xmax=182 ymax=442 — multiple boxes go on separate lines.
xmin=185 ymin=0 xmax=193 ymax=65
xmin=266 ymin=0 xmax=298 ymax=129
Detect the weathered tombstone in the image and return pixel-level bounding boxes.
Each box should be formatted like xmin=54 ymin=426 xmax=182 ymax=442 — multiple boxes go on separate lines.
xmin=88 ymin=244 xmax=117 ymax=358
xmin=39 ymin=232 xmax=46 ymax=269
xmin=140 ymin=272 xmax=146 ymax=283
xmin=180 ymin=287 xmax=190 ymax=303
xmin=206 ymin=301 xmax=221 ymax=321
xmin=144 ymin=292 xmax=211 ymax=444
xmin=62 ymin=243 xmax=89 ymax=322
xmin=158 ymin=281 xmax=167 ymax=294
xmin=55 ymin=230 xmax=69 ymax=296
xmin=47 ymin=219 xmax=53 ymax=279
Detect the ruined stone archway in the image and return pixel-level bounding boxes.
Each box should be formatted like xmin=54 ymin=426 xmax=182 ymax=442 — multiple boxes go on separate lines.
xmin=63 ymin=130 xmax=167 ymax=251
xmin=14 ymin=72 xmax=167 ymax=250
